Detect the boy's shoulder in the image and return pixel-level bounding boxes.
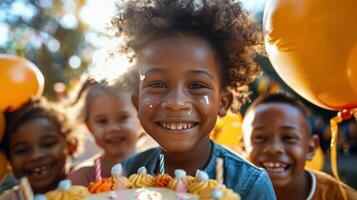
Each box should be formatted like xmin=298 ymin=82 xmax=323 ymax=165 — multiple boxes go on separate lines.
xmin=210 ymin=142 xmax=263 ymax=173
xmin=307 ymin=169 xmax=357 ymax=200
xmin=208 ymin=142 xmax=276 ymax=199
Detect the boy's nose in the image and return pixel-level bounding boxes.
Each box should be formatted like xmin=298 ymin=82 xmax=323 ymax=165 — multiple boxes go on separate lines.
xmin=161 ymin=89 xmax=191 ymax=111
xmin=29 ymin=147 xmax=46 ymax=160
xmin=263 ymin=138 xmax=285 ymax=154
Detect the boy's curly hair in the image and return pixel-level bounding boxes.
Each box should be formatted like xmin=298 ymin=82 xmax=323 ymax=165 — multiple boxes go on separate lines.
xmin=245 ymin=92 xmax=312 ymax=133
xmin=1 ymin=97 xmax=77 ymax=158
xmin=111 ymin=0 xmax=262 ymax=112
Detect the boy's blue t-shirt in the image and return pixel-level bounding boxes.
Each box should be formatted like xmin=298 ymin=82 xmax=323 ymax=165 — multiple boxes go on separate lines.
xmin=122 ymin=141 xmax=276 ymax=200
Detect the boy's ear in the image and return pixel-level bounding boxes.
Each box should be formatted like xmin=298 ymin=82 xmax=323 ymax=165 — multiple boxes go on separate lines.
xmin=218 ymin=90 xmax=233 ymax=117
xmin=306 ymin=134 xmax=320 ymax=161
xmin=239 ymin=137 xmax=249 ymax=159
xmin=67 ymin=138 xmax=78 ymax=156
xmin=240 ymin=137 xmax=245 ymax=151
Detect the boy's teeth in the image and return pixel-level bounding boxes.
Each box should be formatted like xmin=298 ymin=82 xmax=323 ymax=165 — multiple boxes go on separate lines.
xmin=160 ymin=122 xmax=194 ymax=130
xmin=266 ymin=167 xmax=285 ymax=173
xmin=262 ymin=162 xmax=288 ymax=173
xmin=29 ymin=164 xmax=52 ymax=175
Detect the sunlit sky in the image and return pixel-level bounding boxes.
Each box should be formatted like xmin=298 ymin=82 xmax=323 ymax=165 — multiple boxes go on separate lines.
xmin=80 ymin=0 xmax=266 ymax=82
xmin=0 ymin=0 xmax=266 ymax=82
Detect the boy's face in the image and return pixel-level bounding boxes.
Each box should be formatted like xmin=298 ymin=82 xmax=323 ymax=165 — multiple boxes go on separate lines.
xmin=8 ymin=118 xmax=69 ymax=194
xmin=87 ymin=92 xmax=140 ymax=159
xmin=135 ymin=35 xmax=231 ymax=153
xmin=242 ymin=103 xmax=316 ymax=187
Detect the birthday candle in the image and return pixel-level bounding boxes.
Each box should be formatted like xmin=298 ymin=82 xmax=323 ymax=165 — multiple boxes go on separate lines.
xmin=216 ymin=157 xmax=223 ymax=184
xmin=159 ymin=154 xmax=165 ymax=174
xmin=95 ymin=158 xmax=102 ymax=181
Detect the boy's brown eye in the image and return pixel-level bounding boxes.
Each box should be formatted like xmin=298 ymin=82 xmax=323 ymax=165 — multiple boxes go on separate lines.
xmin=252 ymin=135 xmax=267 ymax=144
xmin=282 ymin=135 xmax=299 ymax=143
xmin=42 ymin=139 xmax=58 ymax=148
xmin=189 ymin=82 xmax=209 ymax=89
xmin=41 ymin=135 xmax=60 ymax=148
xmin=12 ymin=146 xmax=30 ymax=156
xmin=148 ymin=81 xmax=167 ymax=88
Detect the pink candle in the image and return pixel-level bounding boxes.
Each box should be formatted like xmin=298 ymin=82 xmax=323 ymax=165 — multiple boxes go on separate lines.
xmin=95 ymin=158 xmax=102 ymax=181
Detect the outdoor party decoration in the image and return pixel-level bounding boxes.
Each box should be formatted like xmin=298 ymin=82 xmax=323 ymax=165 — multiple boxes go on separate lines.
xmin=0 ymin=55 xmax=45 ymax=111
xmin=264 ymin=0 xmax=357 ymax=199
xmin=211 ymin=112 xmax=243 ymax=152
xmin=263 ymin=0 xmax=357 ymax=111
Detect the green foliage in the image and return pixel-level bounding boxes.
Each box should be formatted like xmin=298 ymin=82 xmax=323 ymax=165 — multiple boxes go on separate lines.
xmin=0 ymin=0 xmax=93 ymax=99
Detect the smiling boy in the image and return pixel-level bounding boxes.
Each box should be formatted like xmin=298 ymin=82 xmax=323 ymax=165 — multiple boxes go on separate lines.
xmin=242 ymin=93 xmax=357 ymax=200
xmin=1 ymin=98 xmax=77 ymax=194
xmin=112 ymin=0 xmax=276 ymax=199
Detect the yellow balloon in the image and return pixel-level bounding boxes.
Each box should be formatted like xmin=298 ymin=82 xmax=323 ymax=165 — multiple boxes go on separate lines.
xmin=0 ymin=151 xmax=7 ymax=182
xmin=0 ymin=55 xmax=44 ymax=111
xmin=211 ymin=112 xmax=243 ymax=151
xmin=0 ymin=112 xmax=4 ymax=142
xmin=264 ymin=0 xmax=357 ymax=110
xmin=305 ymin=147 xmax=324 ymax=171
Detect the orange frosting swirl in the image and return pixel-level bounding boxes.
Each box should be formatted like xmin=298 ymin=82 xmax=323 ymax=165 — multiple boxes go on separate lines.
xmin=88 ymin=178 xmax=115 ymax=193
xmin=153 ymin=174 xmax=172 ymax=187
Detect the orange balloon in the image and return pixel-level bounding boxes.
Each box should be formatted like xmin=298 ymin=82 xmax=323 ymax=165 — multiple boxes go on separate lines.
xmin=0 ymin=55 xmax=44 ymax=111
xmin=0 ymin=112 xmax=4 ymax=142
xmin=264 ymin=0 xmax=357 ymax=110
xmin=0 ymin=151 xmax=7 ymax=182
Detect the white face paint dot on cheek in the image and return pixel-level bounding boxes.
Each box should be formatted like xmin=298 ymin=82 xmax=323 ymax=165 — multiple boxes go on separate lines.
xmin=146 ymin=102 xmax=153 ymax=108
xmin=140 ymin=74 xmax=145 ymax=81
xmin=187 ymin=110 xmax=193 ymax=116
xmin=203 ymin=95 xmax=210 ymax=105
xmin=139 ymin=69 xmax=146 ymax=81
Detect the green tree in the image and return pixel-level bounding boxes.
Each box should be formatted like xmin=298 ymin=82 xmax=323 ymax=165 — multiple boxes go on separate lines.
xmin=0 ymin=0 xmax=94 ymax=98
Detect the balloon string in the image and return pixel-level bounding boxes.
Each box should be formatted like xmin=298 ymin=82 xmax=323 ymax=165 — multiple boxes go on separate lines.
xmin=330 ymin=113 xmax=347 ymax=200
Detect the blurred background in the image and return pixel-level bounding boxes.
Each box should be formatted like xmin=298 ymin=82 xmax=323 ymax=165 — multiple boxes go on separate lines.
xmin=0 ymin=0 xmax=129 ymax=100
xmin=1 ymin=0 xmax=356 ymax=189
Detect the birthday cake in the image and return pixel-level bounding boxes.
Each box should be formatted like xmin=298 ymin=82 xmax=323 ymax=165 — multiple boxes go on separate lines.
xmin=85 ymin=187 xmax=198 ymax=200
xmin=83 ymin=163 xmax=240 ymax=200
xmin=42 ymin=158 xmax=240 ymax=200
